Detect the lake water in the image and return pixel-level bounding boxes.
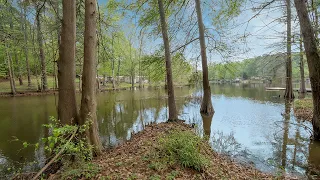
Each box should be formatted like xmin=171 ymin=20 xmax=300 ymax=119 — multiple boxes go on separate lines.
xmin=0 ymin=83 xmax=319 ymax=179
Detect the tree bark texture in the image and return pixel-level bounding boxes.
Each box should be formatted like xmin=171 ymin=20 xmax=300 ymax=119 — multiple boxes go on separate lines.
xmin=294 ymin=0 xmax=320 ymax=140
xmin=36 ymin=5 xmax=48 ymax=91
xmin=284 ymin=0 xmax=294 ymax=100
xmin=22 ymin=5 xmax=31 ymax=87
xmin=58 ymin=0 xmax=79 ymax=125
xmin=299 ymin=34 xmax=306 ymax=93
xmin=195 ymin=0 xmax=214 ymax=117
xmin=80 ymin=0 xmax=103 ymax=155
xmin=157 ymin=0 xmax=178 ymax=121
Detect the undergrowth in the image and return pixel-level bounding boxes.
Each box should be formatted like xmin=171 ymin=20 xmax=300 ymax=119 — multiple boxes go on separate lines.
xmin=15 ymin=117 xmax=99 ymax=179
xmin=149 ymin=130 xmax=210 ymax=172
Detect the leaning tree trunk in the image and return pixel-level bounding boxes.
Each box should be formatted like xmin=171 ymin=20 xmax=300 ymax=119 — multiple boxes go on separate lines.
xmin=299 ymin=34 xmax=306 ymax=93
xmin=35 ymin=5 xmax=48 ymax=91
xmin=22 ymin=5 xmax=31 ymax=87
xmin=294 ymin=0 xmax=320 ymax=140
xmin=80 ymin=0 xmax=103 ymax=155
xmin=157 ymin=0 xmax=178 ymax=121
xmin=195 ymin=0 xmax=214 ymax=117
xmin=58 ymin=0 xmax=79 ymax=125
xmin=284 ymin=0 xmax=294 ymax=100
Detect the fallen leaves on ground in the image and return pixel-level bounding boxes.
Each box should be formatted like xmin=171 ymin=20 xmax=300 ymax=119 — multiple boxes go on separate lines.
xmin=93 ymin=121 xmax=297 ymax=180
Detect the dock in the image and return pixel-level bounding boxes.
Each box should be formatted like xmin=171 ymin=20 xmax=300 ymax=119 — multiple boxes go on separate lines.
xmin=265 ymin=87 xmax=312 ymax=92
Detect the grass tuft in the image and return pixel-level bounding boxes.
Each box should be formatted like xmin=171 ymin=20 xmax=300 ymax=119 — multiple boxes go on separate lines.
xmin=150 ymin=130 xmax=210 ymax=172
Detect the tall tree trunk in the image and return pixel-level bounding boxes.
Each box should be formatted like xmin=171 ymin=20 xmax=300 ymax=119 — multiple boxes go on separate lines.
xmin=21 ymin=5 xmax=31 ymax=86
xmin=130 ymin=41 xmax=134 ymax=89
xmin=294 ymin=0 xmax=320 ymax=140
xmin=157 ymin=0 xmax=178 ymax=121
xmin=195 ymin=0 xmax=214 ymax=116
xmin=54 ymin=0 xmax=60 ymax=90
xmin=284 ymin=0 xmax=294 ymax=100
xmin=58 ymin=0 xmax=79 ymax=125
xmin=80 ymin=0 xmax=102 ymax=155
xmin=139 ymin=32 xmax=143 ymax=88
xmin=5 ymin=43 xmax=16 ymax=95
xmin=111 ymin=34 xmax=115 ymax=89
xmin=35 ymin=4 xmax=48 ymax=91
xmin=14 ymin=52 xmax=23 ymax=85
xmin=299 ymin=34 xmax=306 ymax=93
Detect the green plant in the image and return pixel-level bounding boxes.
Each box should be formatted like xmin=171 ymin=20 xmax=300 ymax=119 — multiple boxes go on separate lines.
xmin=60 ymin=162 xmax=101 ymax=180
xmin=149 ymin=174 xmax=161 ymax=180
xmin=166 ymin=170 xmax=179 ymax=180
xmin=156 ymin=130 xmax=210 ymax=171
xmin=41 ymin=116 xmax=93 ymax=162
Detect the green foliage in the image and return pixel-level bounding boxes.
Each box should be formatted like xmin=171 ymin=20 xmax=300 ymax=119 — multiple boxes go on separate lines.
xmin=154 ymin=130 xmax=210 ymax=172
xmin=60 ymin=162 xmax=101 ymax=180
xmin=209 ymin=53 xmax=309 ymax=81
xmin=149 ymin=174 xmax=161 ymax=180
xmin=166 ymin=170 xmax=179 ymax=180
xmin=41 ymin=117 xmax=93 ymax=162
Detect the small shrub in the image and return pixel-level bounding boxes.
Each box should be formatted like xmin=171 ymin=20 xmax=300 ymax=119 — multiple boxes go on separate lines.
xmin=156 ymin=130 xmax=210 ymax=171
xmin=42 ymin=116 xmax=94 ymax=163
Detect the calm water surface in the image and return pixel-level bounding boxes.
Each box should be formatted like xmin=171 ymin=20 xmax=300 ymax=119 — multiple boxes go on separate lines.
xmin=0 ymin=83 xmax=319 ymax=179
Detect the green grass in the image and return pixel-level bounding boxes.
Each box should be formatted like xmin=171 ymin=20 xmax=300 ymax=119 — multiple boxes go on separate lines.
xmin=295 ymin=98 xmax=313 ymax=110
xmin=0 ymin=76 xmax=58 ymax=93
xmin=149 ymin=130 xmax=210 ymax=172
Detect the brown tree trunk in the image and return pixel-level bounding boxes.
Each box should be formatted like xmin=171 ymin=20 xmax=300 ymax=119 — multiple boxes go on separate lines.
xmin=58 ymin=0 xmax=79 ymax=125
xmin=35 ymin=4 xmax=48 ymax=91
xmin=20 ymin=5 xmax=31 ymax=86
xmin=284 ymin=0 xmax=294 ymax=100
xmin=195 ymin=0 xmax=214 ymax=117
xmin=14 ymin=53 xmax=23 ymax=86
xmin=129 ymin=41 xmax=134 ymax=89
xmin=80 ymin=0 xmax=103 ymax=155
xmin=139 ymin=33 xmax=143 ymax=88
xmin=299 ymin=34 xmax=306 ymax=93
xmin=294 ymin=0 xmax=320 ymax=140
xmin=5 ymin=43 xmax=16 ymax=96
xmin=111 ymin=34 xmax=116 ymax=89
xmin=157 ymin=0 xmax=178 ymax=121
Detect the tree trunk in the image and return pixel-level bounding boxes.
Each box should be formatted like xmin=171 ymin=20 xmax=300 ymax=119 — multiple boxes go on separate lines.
xmin=139 ymin=33 xmax=143 ymax=88
xmin=299 ymin=34 xmax=306 ymax=93
xmin=5 ymin=43 xmax=16 ymax=96
xmin=21 ymin=5 xmax=31 ymax=87
xmin=313 ymin=0 xmax=319 ymax=39
xmin=55 ymin=0 xmax=60 ymax=90
xmin=195 ymin=0 xmax=214 ymax=117
xmin=111 ymin=35 xmax=116 ymax=89
xmin=130 ymin=41 xmax=134 ymax=89
xmin=157 ymin=0 xmax=178 ymax=121
xmin=14 ymin=53 xmax=23 ymax=86
xmin=294 ymin=0 xmax=320 ymax=140
xmin=35 ymin=5 xmax=48 ymax=91
xmin=284 ymin=0 xmax=294 ymax=100
xmin=80 ymin=0 xmax=103 ymax=155
xmin=58 ymin=0 xmax=79 ymax=125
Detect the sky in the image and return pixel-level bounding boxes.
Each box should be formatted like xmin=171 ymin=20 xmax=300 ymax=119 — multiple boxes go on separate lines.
xmin=100 ymin=0 xmax=299 ymax=64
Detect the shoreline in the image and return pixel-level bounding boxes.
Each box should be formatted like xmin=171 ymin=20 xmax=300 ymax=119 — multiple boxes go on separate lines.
xmin=46 ymin=121 xmax=291 ymax=180
xmin=0 ymin=84 xmax=192 ymax=98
